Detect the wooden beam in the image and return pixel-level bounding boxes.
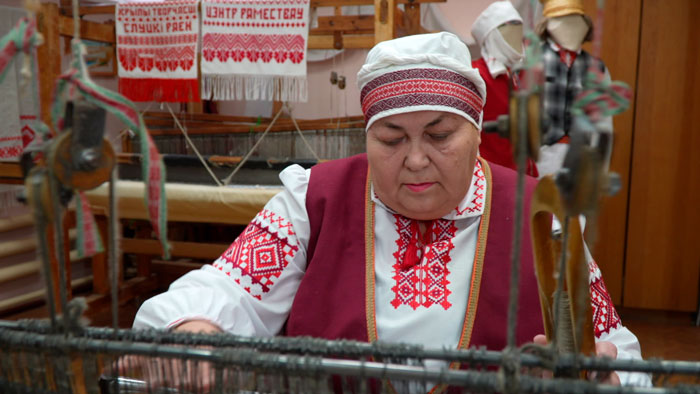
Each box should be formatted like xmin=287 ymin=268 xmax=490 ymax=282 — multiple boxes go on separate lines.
xmin=121 ymin=238 xmax=228 ymax=260
xmin=58 ymin=15 xmax=115 ymax=43
xmin=61 ymin=0 xmax=443 ymax=13
xmin=403 ymin=2 xmax=422 ymax=35
xmin=0 ymin=161 xmax=23 ymax=179
xmin=308 ymin=34 xmax=375 ymax=49
xmin=311 ymin=0 xmax=443 ymax=5
xmin=84 ymin=276 xmax=159 ymax=319
xmin=91 ymin=213 xmax=109 ymax=295
xmin=142 ymin=111 xmax=364 ymax=125
xmin=0 ymin=213 xmax=32 ymax=233
xmin=0 ymin=237 xmax=35 ymax=260
xmin=64 ymin=5 xmax=116 ymax=16
xmin=0 ymin=276 xmax=92 ymax=315
xmin=146 ymin=120 xmax=366 ymax=136
xmin=151 ymin=260 xmax=205 ymax=278
xmin=374 ymin=0 xmax=395 ymax=44
xmin=315 ymin=15 xmax=374 ymax=32
xmin=36 ymin=3 xmax=61 ymax=136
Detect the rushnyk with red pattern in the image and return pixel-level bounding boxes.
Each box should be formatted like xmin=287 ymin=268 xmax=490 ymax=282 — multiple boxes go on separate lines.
xmin=116 ymin=0 xmax=200 ymax=102
xmin=213 ymin=209 xmax=299 ymax=300
xmin=201 ymin=0 xmax=310 ymax=102
xmin=360 ymin=68 xmax=484 ymax=129
xmin=0 ymin=18 xmax=42 ymax=159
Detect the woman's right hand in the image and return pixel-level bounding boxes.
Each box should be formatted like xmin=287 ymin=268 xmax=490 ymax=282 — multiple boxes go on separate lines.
xmin=106 ymin=320 xmax=224 ymax=393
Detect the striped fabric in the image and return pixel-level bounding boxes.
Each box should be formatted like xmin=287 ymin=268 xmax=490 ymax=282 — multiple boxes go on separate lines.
xmin=541 ymin=40 xmax=606 ymax=145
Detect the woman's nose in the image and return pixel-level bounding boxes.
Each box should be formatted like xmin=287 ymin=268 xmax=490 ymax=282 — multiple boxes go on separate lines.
xmin=404 ymin=141 xmax=430 ymax=171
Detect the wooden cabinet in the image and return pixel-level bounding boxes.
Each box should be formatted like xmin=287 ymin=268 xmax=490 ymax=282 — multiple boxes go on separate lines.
xmin=584 ymin=0 xmax=700 ymax=312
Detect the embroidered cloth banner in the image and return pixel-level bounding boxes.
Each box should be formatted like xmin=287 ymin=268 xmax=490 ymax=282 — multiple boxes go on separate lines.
xmin=0 ymin=10 xmax=41 ymax=160
xmin=201 ymin=0 xmax=310 ymax=102
xmin=116 ymin=0 xmax=200 ymax=102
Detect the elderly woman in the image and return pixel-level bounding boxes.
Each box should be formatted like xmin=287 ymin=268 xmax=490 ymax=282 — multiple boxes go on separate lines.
xmin=133 ymin=32 xmax=648 ymax=388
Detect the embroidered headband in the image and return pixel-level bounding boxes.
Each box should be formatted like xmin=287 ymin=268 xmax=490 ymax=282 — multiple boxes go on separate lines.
xmin=357 ymin=32 xmax=486 ymax=131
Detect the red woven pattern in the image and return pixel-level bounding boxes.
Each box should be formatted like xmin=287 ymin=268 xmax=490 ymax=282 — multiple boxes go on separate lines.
xmin=454 ymin=161 xmax=485 ymax=216
xmin=588 ymin=260 xmax=622 ymax=337
xmin=118 ymin=46 xmax=196 ymax=72
xmin=117 ymin=34 xmax=198 ymax=46
xmin=213 ymin=209 xmax=299 ymax=300
xmin=391 ymin=217 xmax=457 ymax=310
xmin=361 ymin=69 xmax=483 ymax=126
xmin=202 ymin=33 xmax=305 ymax=64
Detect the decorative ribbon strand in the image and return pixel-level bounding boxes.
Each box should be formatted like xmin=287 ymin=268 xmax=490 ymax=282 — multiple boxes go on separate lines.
xmin=51 ymin=41 xmax=170 ymax=259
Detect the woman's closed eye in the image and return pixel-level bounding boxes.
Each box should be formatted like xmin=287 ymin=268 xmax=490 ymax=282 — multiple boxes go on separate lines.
xmin=381 ymin=136 xmax=405 ymax=146
xmin=427 ymin=132 xmax=452 ymax=142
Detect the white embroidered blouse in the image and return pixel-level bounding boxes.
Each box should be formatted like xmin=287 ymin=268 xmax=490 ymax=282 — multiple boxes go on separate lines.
xmin=133 ymin=161 xmax=650 ymax=387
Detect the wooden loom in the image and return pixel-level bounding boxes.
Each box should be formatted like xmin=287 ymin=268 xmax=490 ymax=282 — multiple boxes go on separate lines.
xmin=0 ymin=0 xmax=446 ymax=320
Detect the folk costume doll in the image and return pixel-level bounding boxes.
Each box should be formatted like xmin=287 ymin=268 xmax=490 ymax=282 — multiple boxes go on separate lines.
xmin=536 ymin=0 xmax=613 ymax=176
xmin=134 ymin=32 xmax=649 ymax=389
xmin=471 ymin=1 xmax=538 ymax=176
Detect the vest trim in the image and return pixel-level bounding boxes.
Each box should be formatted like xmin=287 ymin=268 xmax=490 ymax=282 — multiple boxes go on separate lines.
xmin=364 ymin=169 xmax=379 ymax=342
xmin=459 ymin=156 xmax=492 ymax=350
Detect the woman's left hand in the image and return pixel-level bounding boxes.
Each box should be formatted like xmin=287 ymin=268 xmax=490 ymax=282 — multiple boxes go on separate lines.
xmin=591 ymin=340 xmax=621 ymax=385
xmin=533 ymin=334 xmax=621 ymax=385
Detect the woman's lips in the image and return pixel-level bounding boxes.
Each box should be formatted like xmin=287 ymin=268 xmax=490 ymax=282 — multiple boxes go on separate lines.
xmin=405 ymin=182 xmax=435 ymax=192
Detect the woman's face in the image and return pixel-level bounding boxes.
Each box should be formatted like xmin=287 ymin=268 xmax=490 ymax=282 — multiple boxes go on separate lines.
xmin=366 ymin=111 xmax=481 ymax=220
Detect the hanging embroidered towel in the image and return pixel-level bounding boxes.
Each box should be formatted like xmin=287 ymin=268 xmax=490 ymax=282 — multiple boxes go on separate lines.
xmin=0 ymin=12 xmax=42 ymax=159
xmin=201 ymin=0 xmax=310 ymax=102
xmin=116 ymin=0 xmax=200 ymax=102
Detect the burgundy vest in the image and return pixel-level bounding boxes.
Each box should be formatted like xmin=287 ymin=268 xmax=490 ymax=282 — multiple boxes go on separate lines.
xmin=285 ymin=154 xmax=543 ymax=350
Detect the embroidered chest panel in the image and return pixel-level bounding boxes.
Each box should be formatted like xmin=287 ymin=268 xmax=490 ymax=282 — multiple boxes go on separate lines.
xmin=390 ymin=216 xmax=458 ymax=310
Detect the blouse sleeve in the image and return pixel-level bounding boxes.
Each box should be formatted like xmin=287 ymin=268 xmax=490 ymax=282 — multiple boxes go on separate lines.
xmin=584 ymin=244 xmax=652 ymax=387
xmin=132 ymin=165 xmax=312 ymax=337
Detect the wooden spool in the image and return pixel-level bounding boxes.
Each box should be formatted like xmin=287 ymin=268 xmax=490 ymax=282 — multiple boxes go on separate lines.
xmin=530 ymin=176 xmax=596 ymax=365
xmin=48 ymin=131 xmax=115 ymax=191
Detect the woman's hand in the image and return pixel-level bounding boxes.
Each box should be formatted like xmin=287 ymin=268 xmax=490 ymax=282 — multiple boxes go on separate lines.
xmin=109 ymin=320 xmax=224 ymax=392
xmin=533 ymin=334 xmax=621 ymax=385
xmin=173 ymin=319 xmax=223 ymax=334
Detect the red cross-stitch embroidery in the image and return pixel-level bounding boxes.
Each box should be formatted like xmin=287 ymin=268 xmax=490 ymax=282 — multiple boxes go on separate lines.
xmin=390 ymin=216 xmax=456 ymax=310
xmin=213 ymin=209 xmax=298 ymax=300
xmin=454 ymin=161 xmax=485 ymax=216
xmin=202 ymin=33 xmax=306 ymax=64
xmin=588 ymin=260 xmax=621 ymax=337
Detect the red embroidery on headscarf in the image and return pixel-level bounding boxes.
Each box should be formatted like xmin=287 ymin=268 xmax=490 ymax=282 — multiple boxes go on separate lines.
xmin=391 ymin=216 xmax=457 ymax=310
xmin=213 ymin=209 xmax=298 ymax=300
xmin=588 ymin=260 xmax=621 ymax=337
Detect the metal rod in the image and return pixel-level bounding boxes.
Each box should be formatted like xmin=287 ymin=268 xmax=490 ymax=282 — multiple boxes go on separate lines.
xmin=506 ymin=92 xmax=530 ymax=350
xmin=109 ymin=166 xmax=119 ymax=331
xmin=1 ymin=324 xmax=698 ymax=377
xmin=28 ymin=176 xmax=58 ymax=330
xmin=552 ymin=216 xmax=570 ymax=353
xmin=49 ymin=172 xmax=70 ymax=324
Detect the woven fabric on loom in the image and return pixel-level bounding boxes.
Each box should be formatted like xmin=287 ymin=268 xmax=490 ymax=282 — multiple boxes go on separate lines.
xmin=116 ymin=0 xmax=200 ymax=102
xmin=201 ymin=0 xmax=310 ymax=102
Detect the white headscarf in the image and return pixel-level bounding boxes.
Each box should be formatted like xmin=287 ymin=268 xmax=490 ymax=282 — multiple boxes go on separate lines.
xmin=357 ymin=32 xmax=486 ymax=131
xmin=471 ymin=1 xmax=524 ymax=78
